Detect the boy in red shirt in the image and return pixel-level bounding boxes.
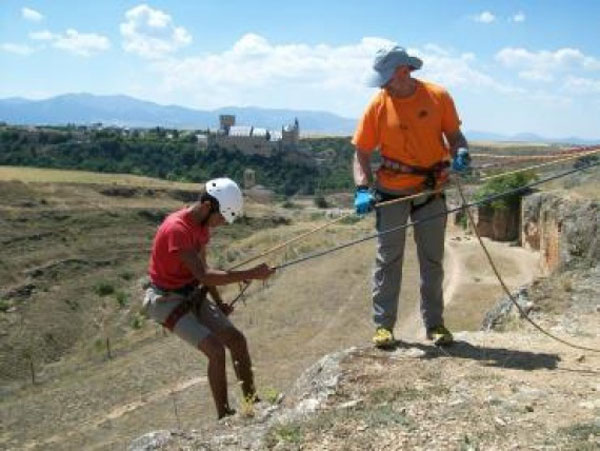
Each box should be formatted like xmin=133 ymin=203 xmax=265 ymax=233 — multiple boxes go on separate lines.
xmin=144 ymin=177 xmax=274 ymax=419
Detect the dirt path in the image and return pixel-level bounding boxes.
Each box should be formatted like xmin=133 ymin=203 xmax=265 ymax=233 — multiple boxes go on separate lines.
xmin=397 ymin=230 xmax=540 ymax=339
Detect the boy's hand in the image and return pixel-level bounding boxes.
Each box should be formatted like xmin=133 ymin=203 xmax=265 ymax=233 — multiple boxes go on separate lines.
xmin=249 ymin=263 xmax=275 ymax=280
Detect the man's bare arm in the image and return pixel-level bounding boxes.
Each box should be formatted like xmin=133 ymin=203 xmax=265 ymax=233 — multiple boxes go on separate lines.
xmin=446 ymin=129 xmax=468 ymax=157
xmin=353 ymin=150 xmax=373 ymax=186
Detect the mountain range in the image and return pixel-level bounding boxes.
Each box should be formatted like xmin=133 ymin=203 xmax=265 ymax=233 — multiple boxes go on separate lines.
xmin=0 ymin=93 xmax=597 ymax=144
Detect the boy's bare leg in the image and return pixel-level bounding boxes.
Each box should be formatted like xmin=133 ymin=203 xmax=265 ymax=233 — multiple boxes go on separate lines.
xmin=198 ymin=335 xmax=233 ymax=418
xmin=213 ymin=327 xmax=256 ymax=400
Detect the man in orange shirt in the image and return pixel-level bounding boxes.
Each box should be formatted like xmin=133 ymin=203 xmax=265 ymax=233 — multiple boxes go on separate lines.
xmin=352 ymin=45 xmax=470 ymax=348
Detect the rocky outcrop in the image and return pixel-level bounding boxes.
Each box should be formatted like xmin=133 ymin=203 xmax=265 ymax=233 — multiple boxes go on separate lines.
xmin=475 ymin=204 xmax=521 ymax=242
xmin=129 ymin=348 xmax=353 ymax=451
xmin=522 ymin=193 xmax=600 ymax=273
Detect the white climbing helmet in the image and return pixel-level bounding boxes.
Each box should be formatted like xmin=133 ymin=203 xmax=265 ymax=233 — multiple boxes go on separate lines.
xmin=205 ymin=177 xmax=243 ymax=224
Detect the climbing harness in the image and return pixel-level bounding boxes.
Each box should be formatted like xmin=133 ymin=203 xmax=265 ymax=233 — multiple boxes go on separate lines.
xmin=380 ymin=156 xmax=450 ymax=190
xmin=154 ymin=285 xmax=207 ymax=331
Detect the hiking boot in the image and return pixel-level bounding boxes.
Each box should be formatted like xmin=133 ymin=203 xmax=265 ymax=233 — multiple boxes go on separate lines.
xmin=426 ymin=325 xmax=454 ymax=346
xmin=372 ymin=327 xmax=395 ymax=349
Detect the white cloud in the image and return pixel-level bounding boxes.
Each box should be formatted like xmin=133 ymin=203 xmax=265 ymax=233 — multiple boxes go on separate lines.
xmin=417 ymin=50 xmax=521 ymax=95
xmin=473 ymin=11 xmax=496 ymax=24
xmin=28 ymin=29 xmax=110 ymax=56
xmin=518 ymin=70 xmax=553 ymax=82
xmin=495 ymin=47 xmax=600 ymax=81
xmin=120 ymin=4 xmax=192 ymax=59
xmin=1 ymin=43 xmax=34 ymax=55
xmin=512 ymin=12 xmax=526 ymax=23
xmin=564 ymin=76 xmax=600 ymax=94
xmin=144 ymin=34 xmax=514 ymax=115
xmin=22 ymin=7 xmax=44 ymax=22
xmin=29 ymin=30 xmax=56 ymax=41
xmin=53 ymin=29 xmax=110 ymax=56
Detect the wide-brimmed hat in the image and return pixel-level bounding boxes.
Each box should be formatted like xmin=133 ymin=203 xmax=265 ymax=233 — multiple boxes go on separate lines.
xmin=366 ymin=45 xmax=423 ymax=87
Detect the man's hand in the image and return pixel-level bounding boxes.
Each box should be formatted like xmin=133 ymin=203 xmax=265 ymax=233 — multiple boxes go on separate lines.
xmin=247 ymin=263 xmax=275 ymax=280
xmin=452 ymin=148 xmax=471 ymax=173
xmin=354 ymin=186 xmax=375 ymax=215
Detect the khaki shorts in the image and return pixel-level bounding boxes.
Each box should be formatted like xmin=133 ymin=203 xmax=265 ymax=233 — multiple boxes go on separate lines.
xmin=142 ymin=286 xmax=233 ymax=348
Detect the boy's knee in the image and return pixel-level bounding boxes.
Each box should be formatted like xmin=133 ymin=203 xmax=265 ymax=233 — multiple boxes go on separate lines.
xmin=222 ymin=327 xmax=247 ymax=351
xmin=199 ymin=335 xmax=225 ymax=361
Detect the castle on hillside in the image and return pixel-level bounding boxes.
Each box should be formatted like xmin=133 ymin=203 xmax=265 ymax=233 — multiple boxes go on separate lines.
xmin=208 ymin=114 xmax=299 ymax=157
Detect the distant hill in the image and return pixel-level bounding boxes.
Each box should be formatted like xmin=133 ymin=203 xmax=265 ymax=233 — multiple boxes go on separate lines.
xmin=0 ymin=93 xmax=357 ymax=135
xmin=466 ymin=130 xmax=598 ymax=146
xmin=0 ymin=93 xmax=597 ymax=144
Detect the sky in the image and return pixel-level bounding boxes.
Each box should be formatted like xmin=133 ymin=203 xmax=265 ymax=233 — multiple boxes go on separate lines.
xmin=1 ymin=0 xmax=599 ymax=139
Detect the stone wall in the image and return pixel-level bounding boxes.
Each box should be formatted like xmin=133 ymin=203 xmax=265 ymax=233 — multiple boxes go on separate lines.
xmin=214 ymin=135 xmax=278 ymax=156
xmin=521 ymin=192 xmax=600 ymax=273
xmin=474 ymin=203 xmax=520 ymax=242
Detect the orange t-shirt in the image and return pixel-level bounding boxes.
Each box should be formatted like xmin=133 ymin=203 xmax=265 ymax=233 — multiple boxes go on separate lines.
xmin=352 ymin=80 xmax=461 ymax=192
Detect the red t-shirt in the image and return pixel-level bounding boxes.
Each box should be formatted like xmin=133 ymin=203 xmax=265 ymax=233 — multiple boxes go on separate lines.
xmin=148 ymin=208 xmax=210 ymax=289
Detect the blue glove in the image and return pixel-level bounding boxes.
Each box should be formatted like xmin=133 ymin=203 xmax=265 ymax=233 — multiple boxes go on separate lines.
xmin=354 ymin=186 xmax=375 ymax=215
xmin=452 ymin=147 xmax=471 ymax=173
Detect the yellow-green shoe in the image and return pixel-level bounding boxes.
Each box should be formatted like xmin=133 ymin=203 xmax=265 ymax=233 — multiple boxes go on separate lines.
xmin=372 ymin=327 xmax=395 ymax=349
xmin=426 ymin=325 xmax=454 ymax=346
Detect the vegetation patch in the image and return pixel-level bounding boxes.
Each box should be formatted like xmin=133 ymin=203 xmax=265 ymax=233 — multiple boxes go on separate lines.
xmin=474 ymin=171 xmax=538 ymax=210
xmin=94 ymin=281 xmax=115 ymax=297
xmin=0 ymin=126 xmax=357 ymax=195
xmin=558 ymin=421 xmax=600 ymax=448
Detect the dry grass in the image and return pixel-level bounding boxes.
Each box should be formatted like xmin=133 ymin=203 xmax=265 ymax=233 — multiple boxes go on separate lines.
xmin=0 ymin=162 xmax=559 ymax=450
xmin=471 ymin=140 xmax=553 ymax=149
xmin=0 ymin=165 xmax=198 ymax=190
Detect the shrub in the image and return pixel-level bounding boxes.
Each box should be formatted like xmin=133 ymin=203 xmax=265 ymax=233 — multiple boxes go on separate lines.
xmin=131 ymin=313 xmax=145 ymax=329
xmin=94 ymin=281 xmax=115 ymax=297
xmin=474 ymin=171 xmax=537 ymax=211
xmin=119 ymin=271 xmax=134 ymax=281
xmin=116 ymin=291 xmax=129 ymax=308
xmin=0 ymin=298 xmax=10 ymax=312
xmin=262 ymin=386 xmax=282 ymax=404
xmin=314 ymin=195 xmax=329 ymax=209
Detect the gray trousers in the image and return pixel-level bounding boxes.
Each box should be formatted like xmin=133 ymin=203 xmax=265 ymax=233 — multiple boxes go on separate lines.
xmin=372 ymin=195 xmax=447 ymax=331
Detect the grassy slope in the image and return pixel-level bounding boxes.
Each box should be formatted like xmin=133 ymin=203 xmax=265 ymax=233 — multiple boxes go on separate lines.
xmin=0 ymin=169 xmax=380 ymax=449
xmin=1 ymin=146 xmax=596 ymax=449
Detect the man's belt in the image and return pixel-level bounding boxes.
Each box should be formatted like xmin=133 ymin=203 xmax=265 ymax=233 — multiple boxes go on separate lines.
xmin=380 ymin=157 xmax=450 ymax=190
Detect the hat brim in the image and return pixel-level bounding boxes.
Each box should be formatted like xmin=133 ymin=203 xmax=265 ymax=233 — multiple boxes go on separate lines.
xmin=365 ymin=55 xmax=423 ymax=87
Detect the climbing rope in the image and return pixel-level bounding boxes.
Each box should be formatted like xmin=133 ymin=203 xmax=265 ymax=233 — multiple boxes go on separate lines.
xmin=271 ymin=161 xmax=600 ymax=272
xmin=224 ymin=147 xmax=600 ymax=327
xmin=453 ymin=175 xmax=600 ymax=353
xmin=267 ymin=161 xmax=600 ymax=353
xmin=229 ymin=146 xmax=600 ymax=271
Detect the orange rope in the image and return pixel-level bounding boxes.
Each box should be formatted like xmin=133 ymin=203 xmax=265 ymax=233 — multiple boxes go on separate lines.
xmin=229 ymin=146 xmax=600 ymax=269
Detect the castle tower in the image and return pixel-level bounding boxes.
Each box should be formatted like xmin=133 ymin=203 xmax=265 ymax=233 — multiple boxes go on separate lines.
xmin=281 ymin=117 xmax=299 ymax=149
xmin=219 ymin=115 xmax=235 ymax=134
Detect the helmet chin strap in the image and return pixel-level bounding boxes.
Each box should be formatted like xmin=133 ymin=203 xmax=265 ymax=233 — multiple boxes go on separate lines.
xmin=200 ymin=199 xmax=220 ymax=226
